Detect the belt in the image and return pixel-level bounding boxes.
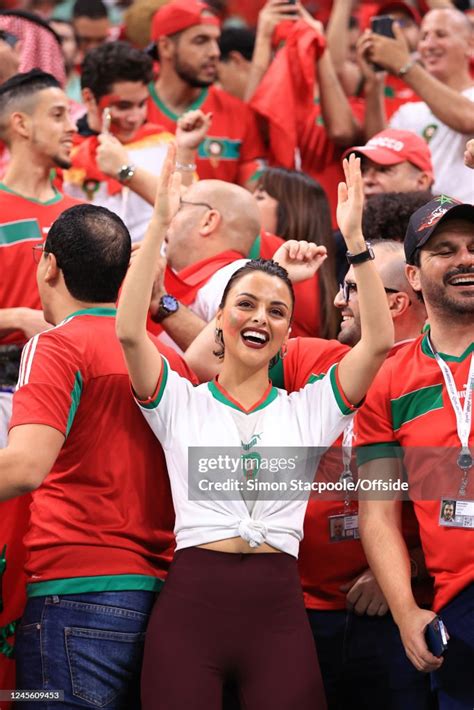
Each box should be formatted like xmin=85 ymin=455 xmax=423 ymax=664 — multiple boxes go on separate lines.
xmin=0 ymin=345 xmax=22 ymax=387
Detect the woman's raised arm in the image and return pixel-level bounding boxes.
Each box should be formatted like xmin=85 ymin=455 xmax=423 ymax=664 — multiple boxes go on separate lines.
xmin=116 ymin=144 xmax=180 ymax=400
xmin=336 ymin=155 xmax=394 ymax=404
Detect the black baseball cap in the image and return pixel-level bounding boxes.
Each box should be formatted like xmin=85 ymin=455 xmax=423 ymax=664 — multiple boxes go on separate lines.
xmin=404 ymin=194 xmax=474 ymax=265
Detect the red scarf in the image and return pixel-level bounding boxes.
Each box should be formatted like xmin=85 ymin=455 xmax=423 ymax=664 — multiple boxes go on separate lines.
xmin=148 ymin=250 xmax=244 ymax=335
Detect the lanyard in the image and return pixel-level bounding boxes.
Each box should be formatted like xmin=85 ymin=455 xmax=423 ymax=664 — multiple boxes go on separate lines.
xmin=427 ymin=335 xmax=474 ymax=495
xmin=340 ymin=420 xmax=354 ymax=507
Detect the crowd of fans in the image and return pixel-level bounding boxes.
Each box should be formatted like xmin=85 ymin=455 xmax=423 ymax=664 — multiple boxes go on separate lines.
xmin=0 ymin=0 xmax=472 ymax=708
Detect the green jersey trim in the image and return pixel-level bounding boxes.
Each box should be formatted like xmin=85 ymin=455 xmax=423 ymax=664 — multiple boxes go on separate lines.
xmin=207 ymin=379 xmax=278 ymax=413
xmin=27 ymin=574 xmax=164 ymax=597
xmin=248 ymin=234 xmax=261 ymax=260
xmin=391 ymin=383 xmax=444 ymax=431
xmin=66 ymin=370 xmax=83 ymax=437
xmin=329 ymin=365 xmax=356 ymax=415
xmin=0 ymin=182 xmax=62 ymax=206
xmin=66 ymin=307 xmax=117 ymax=320
xmin=421 ymin=332 xmax=474 ymax=363
xmin=148 ymin=82 xmax=208 ymax=121
xmin=356 ymin=441 xmax=403 ymax=466
xmin=136 ymin=358 xmax=169 ymax=410
xmin=0 ymin=219 xmax=42 ymax=246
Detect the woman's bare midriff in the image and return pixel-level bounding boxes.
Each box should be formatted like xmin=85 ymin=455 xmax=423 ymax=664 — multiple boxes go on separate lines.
xmin=198 ymin=537 xmax=281 ymax=554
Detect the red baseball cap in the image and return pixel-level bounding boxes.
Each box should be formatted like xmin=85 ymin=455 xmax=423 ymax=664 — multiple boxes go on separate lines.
xmin=375 ymin=1 xmax=421 ymax=25
xmin=344 ymin=129 xmax=434 ymax=179
xmin=151 ymin=0 xmax=220 ymax=42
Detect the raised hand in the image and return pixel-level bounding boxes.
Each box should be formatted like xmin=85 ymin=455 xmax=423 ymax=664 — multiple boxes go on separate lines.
xmin=152 ymin=143 xmax=181 ymax=228
xmin=273 ymin=240 xmax=328 ymax=283
xmin=176 ymin=110 xmax=212 ymax=151
xmin=96 ymin=133 xmax=129 ymax=178
xmin=257 ymin=0 xmax=299 ymax=40
xmin=336 ymin=153 xmax=364 ymax=248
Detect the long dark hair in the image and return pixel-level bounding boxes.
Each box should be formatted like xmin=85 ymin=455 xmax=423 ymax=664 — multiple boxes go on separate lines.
xmin=257 ymin=168 xmax=339 ymax=340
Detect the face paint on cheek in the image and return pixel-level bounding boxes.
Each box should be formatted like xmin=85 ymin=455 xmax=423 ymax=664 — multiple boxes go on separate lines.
xmin=98 ymin=95 xmax=122 ymax=110
xmin=223 ymin=311 xmax=246 ymax=336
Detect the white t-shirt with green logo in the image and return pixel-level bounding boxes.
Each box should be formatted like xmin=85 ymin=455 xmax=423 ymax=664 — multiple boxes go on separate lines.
xmin=135 ymin=359 xmax=356 ymax=557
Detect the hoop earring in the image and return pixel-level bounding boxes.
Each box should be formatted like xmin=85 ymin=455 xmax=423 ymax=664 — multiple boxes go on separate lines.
xmin=213 ymin=328 xmax=225 ymax=360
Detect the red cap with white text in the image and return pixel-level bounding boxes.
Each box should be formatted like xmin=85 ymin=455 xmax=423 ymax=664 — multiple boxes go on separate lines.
xmin=343 ymin=129 xmax=434 ymax=179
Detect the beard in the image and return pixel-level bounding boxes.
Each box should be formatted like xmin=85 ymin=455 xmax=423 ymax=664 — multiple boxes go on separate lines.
xmin=420 ymin=268 xmax=474 ymax=317
xmin=173 ymin=56 xmax=216 ymax=88
xmin=52 ymin=154 xmax=73 ymax=170
xmin=337 ymin=318 xmax=361 ymax=347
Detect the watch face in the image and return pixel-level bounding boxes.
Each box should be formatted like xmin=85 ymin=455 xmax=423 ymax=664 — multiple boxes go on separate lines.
xmin=162 ymin=295 xmax=179 ymax=313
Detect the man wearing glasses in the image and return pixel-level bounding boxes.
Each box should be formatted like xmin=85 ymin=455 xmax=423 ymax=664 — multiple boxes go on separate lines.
xmin=334 ymin=239 xmax=427 ymax=349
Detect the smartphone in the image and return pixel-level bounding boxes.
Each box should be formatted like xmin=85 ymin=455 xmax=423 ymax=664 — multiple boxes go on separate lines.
xmin=371 ymin=14 xmax=395 ymax=38
xmin=425 ymin=616 xmax=448 ymax=657
xmin=370 ymin=15 xmax=395 ymax=72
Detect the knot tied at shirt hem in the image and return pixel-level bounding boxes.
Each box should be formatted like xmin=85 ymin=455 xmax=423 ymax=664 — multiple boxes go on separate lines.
xmin=238 ymin=518 xmax=268 ymax=548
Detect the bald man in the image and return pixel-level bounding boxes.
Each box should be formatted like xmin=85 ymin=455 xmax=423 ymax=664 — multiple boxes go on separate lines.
xmin=334 ymin=240 xmax=427 ymax=347
xmin=149 ymin=179 xmax=262 ymax=353
xmin=362 ymin=7 xmax=474 ymax=202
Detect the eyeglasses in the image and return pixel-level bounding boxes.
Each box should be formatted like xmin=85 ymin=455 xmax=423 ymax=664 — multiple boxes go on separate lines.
xmin=32 ymin=243 xmax=46 ymax=264
xmin=179 ymin=197 xmax=213 ymax=211
xmin=339 ymin=281 xmax=400 ymax=303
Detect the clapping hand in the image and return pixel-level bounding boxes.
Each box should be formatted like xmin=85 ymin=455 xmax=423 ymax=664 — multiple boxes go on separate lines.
xmin=273 ymin=240 xmax=328 ymax=283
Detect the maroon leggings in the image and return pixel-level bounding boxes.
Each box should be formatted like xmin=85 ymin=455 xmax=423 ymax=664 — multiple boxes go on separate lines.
xmin=141 ymin=547 xmax=326 ymax=710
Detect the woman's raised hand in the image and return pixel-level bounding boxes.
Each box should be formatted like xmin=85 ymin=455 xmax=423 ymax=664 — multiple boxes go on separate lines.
xmin=152 ymin=143 xmax=182 ymax=228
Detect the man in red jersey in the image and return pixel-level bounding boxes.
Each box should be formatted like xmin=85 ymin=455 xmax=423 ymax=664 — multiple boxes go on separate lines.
xmin=0 ymin=202 xmax=196 ymax=709
xmin=0 ymin=70 xmax=82 ymax=695
xmin=147 ymin=0 xmax=266 ymax=187
xmin=357 ymin=196 xmax=474 ymax=710
xmin=278 ymin=242 xmax=432 ymax=709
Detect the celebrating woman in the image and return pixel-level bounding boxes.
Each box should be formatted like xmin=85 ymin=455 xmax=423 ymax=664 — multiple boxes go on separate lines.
xmin=116 ymin=145 xmax=394 ymax=709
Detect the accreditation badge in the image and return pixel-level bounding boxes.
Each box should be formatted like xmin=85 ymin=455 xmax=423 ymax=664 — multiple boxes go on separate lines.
xmin=439 ymin=498 xmax=474 ymax=528
xmin=328 ymin=510 xmax=359 ymax=543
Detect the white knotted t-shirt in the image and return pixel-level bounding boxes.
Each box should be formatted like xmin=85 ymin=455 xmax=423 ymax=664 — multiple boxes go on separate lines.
xmin=136 ymin=359 xmax=356 ymax=557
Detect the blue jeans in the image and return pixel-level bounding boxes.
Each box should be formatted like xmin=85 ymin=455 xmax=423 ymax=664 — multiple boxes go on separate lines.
xmin=431 ymin=583 xmax=474 ymax=710
xmin=15 ymin=591 xmax=156 ymax=709
xmin=307 ymin=608 xmax=435 ymax=710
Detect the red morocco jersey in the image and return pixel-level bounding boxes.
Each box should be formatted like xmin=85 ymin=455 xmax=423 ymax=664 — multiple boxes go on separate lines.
xmin=278 ymin=338 xmax=430 ymax=610
xmin=0 ymin=184 xmax=81 ymax=347
xmin=355 ymin=332 xmax=474 ymax=612
xmin=147 ymin=84 xmax=266 ymax=185
xmin=9 ymin=308 xmax=197 ymax=595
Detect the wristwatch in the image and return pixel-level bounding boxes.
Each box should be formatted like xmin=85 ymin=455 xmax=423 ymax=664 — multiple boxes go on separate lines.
xmin=117 ymin=164 xmax=136 ymax=183
xmin=346 ymin=242 xmax=375 ymax=265
xmin=151 ymin=294 xmax=180 ymax=323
